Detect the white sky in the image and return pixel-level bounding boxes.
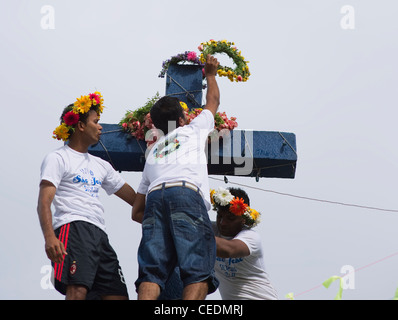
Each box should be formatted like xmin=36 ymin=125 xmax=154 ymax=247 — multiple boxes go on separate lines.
xmin=1 ymin=0 xmax=398 ymax=300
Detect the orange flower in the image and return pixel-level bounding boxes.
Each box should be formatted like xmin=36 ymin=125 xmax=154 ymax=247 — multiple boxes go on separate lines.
xmin=229 ymin=197 xmax=248 ymax=216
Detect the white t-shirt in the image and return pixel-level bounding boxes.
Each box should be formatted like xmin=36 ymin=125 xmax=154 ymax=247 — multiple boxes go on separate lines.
xmin=212 ymin=223 xmax=278 ymax=300
xmin=40 ymin=145 xmax=126 ymax=232
xmin=137 ymin=109 xmax=214 ymax=210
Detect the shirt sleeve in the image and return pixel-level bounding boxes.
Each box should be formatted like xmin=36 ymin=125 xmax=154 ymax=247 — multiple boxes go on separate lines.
xmin=40 ymin=152 xmax=65 ymax=188
xmin=189 ymin=109 xmax=214 ymax=133
xmin=234 ymin=229 xmax=262 ymax=256
xmin=101 ymin=160 xmax=126 ymax=195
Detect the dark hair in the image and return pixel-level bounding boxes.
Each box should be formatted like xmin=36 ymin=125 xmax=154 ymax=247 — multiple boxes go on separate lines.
xmin=150 ymin=96 xmax=185 ymax=135
xmin=228 ymin=187 xmax=250 ymax=207
xmin=59 ymin=103 xmax=97 ymax=137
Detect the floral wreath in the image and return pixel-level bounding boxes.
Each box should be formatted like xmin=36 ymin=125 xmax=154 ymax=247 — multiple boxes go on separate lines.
xmin=119 ymin=93 xmax=160 ymax=142
xmin=210 ymin=187 xmax=260 ymax=228
xmin=119 ymin=94 xmax=238 ymax=146
xmin=158 ymin=51 xmax=207 ymax=89
xmin=158 ymin=39 xmax=250 ymax=87
xmin=53 ymin=91 xmax=104 ymax=141
xmin=159 ymin=51 xmax=205 ymax=78
xmin=199 ymin=39 xmax=250 ymax=83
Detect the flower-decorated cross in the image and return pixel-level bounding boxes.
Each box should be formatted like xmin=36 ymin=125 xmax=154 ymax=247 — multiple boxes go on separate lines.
xmin=88 ymin=40 xmax=297 ymax=179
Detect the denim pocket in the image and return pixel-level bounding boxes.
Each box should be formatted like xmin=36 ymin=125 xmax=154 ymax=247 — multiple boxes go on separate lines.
xmin=142 ymin=208 xmax=156 ymax=238
xmin=171 ymin=207 xmax=202 ymax=242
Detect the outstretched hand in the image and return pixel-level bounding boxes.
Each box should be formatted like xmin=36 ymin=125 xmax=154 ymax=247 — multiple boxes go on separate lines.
xmin=204 ymin=55 xmax=220 ymax=78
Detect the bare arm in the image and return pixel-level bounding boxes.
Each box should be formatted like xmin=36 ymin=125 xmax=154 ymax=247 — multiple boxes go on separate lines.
xmin=114 ymin=183 xmax=136 ymax=207
xmin=203 ymin=55 xmax=220 ymax=116
xmin=132 ymin=193 xmax=146 ymax=223
xmin=215 ymin=237 xmax=250 ymax=258
xmin=37 ymin=180 xmax=67 ymax=264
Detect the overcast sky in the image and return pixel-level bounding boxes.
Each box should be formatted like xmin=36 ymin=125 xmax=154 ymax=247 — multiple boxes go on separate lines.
xmin=1 ymin=0 xmax=398 ymax=300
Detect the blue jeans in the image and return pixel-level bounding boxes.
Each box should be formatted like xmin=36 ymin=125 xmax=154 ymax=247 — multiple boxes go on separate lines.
xmin=135 ymin=183 xmax=218 ymax=295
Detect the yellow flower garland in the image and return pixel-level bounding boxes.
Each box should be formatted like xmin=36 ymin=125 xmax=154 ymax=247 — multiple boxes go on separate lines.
xmin=199 ymin=39 xmax=250 ymax=83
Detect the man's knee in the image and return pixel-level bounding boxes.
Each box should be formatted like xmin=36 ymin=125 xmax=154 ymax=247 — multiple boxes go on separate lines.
xmin=66 ymin=285 xmax=88 ymax=300
xmin=138 ymin=282 xmax=161 ymax=300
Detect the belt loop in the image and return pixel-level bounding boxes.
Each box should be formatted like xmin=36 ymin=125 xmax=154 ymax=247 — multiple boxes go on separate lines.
xmin=162 ymin=182 xmax=166 ymax=189
xmin=182 ymin=181 xmax=186 ymax=188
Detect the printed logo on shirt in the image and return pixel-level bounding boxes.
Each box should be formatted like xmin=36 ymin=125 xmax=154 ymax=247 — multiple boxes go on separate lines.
xmin=72 ymin=168 xmax=102 ymax=198
xmin=153 ymin=133 xmax=181 ymax=161
xmin=216 ymin=257 xmax=244 ymax=278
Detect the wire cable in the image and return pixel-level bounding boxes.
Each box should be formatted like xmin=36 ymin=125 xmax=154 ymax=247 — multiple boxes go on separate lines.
xmin=209 ymin=176 xmax=398 ymax=213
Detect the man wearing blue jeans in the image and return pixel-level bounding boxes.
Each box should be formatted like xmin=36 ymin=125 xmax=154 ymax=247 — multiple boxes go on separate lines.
xmin=132 ymin=55 xmax=220 ymax=300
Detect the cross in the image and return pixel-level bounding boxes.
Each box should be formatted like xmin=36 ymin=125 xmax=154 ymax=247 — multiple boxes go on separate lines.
xmin=88 ymin=64 xmax=297 ymax=180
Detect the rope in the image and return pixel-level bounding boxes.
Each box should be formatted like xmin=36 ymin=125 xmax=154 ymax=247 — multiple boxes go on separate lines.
xmin=278 ymin=131 xmax=298 ymax=155
xmin=98 ymin=139 xmax=117 ymax=170
xmin=290 ymin=250 xmax=398 ymax=299
xmin=97 ymin=129 xmax=147 ymax=172
xmin=166 ymin=74 xmax=203 ymax=108
xmin=209 ymin=176 xmax=398 ymax=213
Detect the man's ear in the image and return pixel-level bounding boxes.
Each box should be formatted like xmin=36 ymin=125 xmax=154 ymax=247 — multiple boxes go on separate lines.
xmin=76 ymin=121 xmax=85 ymax=132
xmin=178 ymin=117 xmax=185 ymax=127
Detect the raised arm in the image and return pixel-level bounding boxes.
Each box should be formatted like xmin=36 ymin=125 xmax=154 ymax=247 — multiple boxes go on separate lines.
xmin=203 ymin=55 xmax=220 ymax=116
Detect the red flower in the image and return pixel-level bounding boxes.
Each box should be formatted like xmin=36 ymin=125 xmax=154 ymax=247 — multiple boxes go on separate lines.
xmin=229 ymin=197 xmax=248 ymax=216
xmin=89 ymin=93 xmax=101 ymax=105
xmin=63 ymin=111 xmax=79 ymax=126
xmin=187 ymin=51 xmax=197 ymax=61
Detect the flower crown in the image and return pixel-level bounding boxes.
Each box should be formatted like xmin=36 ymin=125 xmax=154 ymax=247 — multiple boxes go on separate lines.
xmin=210 ymin=187 xmax=260 ymax=228
xmin=53 ymin=91 xmax=104 ymax=141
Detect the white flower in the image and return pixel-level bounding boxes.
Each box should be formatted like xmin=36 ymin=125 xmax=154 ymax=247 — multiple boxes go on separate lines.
xmin=213 ymin=187 xmax=234 ymax=206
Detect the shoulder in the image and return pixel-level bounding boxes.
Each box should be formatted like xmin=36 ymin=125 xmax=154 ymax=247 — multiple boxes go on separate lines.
xmin=189 ymin=109 xmax=214 ymax=130
xmin=40 ymin=147 xmax=68 ymax=186
xmin=88 ymin=152 xmax=114 ymax=170
xmin=42 ymin=146 xmax=66 ymax=165
xmin=235 ymin=228 xmax=260 ymax=241
xmin=234 ymin=228 xmax=262 ymax=255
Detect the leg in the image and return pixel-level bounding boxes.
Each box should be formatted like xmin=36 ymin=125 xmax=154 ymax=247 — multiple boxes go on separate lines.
xmin=182 ymin=281 xmax=209 ymax=300
xmin=65 ymin=285 xmax=88 ymax=300
xmin=92 ymin=233 xmax=130 ymax=300
xmin=53 ymin=222 xmax=101 ymax=299
xmin=168 ymin=188 xmax=218 ymax=300
xmin=101 ymin=295 xmax=129 ymax=300
xmin=135 ymin=191 xmax=175 ymax=300
xmin=138 ymin=281 xmax=161 ymax=300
